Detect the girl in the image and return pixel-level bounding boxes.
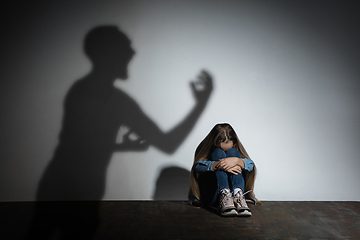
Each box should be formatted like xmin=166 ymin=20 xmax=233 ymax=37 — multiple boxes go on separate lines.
xmin=189 ymin=123 xmax=259 ymax=216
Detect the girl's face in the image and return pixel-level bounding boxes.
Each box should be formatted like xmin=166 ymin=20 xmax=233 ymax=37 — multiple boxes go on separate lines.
xmin=220 ymin=140 xmax=233 ymax=151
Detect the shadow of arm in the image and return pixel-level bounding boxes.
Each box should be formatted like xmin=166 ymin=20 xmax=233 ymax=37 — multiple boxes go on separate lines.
xmin=134 ymin=71 xmax=213 ymax=154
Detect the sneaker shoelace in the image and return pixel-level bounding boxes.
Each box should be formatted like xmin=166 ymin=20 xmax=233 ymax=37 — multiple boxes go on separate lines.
xmin=220 ymin=191 xmax=232 ymax=208
xmin=236 ymin=190 xmax=252 ymax=207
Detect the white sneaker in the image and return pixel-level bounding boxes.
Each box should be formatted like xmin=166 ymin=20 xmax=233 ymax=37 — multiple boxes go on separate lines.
xmin=233 ymin=189 xmax=252 ymax=217
xmin=219 ymin=189 xmax=237 ymax=217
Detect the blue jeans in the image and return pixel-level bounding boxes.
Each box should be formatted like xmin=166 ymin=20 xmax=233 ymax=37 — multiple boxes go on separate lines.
xmin=199 ymin=148 xmax=245 ymax=206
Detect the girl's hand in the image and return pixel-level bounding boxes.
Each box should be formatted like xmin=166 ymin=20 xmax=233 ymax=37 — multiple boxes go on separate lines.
xmin=218 ymin=157 xmax=244 ymax=171
xmin=226 ymin=165 xmax=242 ymax=175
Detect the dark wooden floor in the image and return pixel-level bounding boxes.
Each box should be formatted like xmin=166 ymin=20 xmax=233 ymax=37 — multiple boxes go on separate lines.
xmin=1 ymin=201 xmax=359 ymax=239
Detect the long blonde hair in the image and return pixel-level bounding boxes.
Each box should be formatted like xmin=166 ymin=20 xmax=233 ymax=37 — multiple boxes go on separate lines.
xmin=189 ymin=123 xmax=260 ymax=204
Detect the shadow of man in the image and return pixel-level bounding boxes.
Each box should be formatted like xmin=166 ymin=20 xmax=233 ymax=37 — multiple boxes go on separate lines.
xmin=25 ymin=25 xmax=213 ymax=239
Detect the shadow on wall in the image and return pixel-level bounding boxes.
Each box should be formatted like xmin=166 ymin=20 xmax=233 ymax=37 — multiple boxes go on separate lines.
xmin=24 ymin=25 xmax=213 ymax=239
xmin=153 ymin=166 xmax=191 ymax=200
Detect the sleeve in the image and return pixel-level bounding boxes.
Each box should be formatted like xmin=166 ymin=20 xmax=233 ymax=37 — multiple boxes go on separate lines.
xmin=194 ymin=160 xmax=215 ymax=173
xmin=242 ymin=158 xmax=254 ymax=172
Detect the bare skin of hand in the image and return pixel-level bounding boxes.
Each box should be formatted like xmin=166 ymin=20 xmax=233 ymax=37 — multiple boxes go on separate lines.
xmin=212 ymin=161 xmax=242 ymax=175
xmin=218 ymin=157 xmax=244 ymax=171
xmin=226 ymin=165 xmax=242 ymax=175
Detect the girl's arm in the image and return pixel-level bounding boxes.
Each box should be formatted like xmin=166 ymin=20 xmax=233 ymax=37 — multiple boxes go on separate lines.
xmin=194 ymin=160 xmax=215 ymax=172
xmin=213 ymin=161 xmax=242 ymax=175
xmin=218 ymin=157 xmax=254 ymax=172
xmin=194 ymin=158 xmax=250 ymax=174
xmin=194 ymin=159 xmax=242 ymax=172
xmin=217 ymin=157 xmax=243 ymax=171
xmin=242 ymin=158 xmax=254 ymax=171
xmin=226 ymin=165 xmax=242 ymax=175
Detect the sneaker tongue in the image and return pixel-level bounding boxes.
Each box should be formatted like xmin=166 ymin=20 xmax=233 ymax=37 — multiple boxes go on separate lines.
xmin=220 ymin=188 xmax=230 ymax=194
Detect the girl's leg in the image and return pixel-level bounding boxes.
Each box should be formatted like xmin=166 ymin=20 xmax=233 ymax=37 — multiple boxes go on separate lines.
xmin=211 ymin=148 xmax=237 ymax=216
xmin=211 ymin=148 xmax=231 ymax=193
xmin=211 ymin=147 xmax=227 ymax=161
xmin=198 ymin=172 xmax=218 ymax=206
xmin=225 ymin=148 xmax=251 ymax=216
xmin=225 ymin=148 xmax=245 ymax=192
xmin=197 ymin=148 xmax=230 ymax=207
xmin=225 ymin=148 xmax=241 ymax=158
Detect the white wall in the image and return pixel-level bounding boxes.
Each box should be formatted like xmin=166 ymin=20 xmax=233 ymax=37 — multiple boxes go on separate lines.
xmin=1 ymin=0 xmax=359 ymax=201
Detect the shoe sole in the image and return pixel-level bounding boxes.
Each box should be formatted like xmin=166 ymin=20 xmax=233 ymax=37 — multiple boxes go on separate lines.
xmin=220 ymin=209 xmax=238 ymax=217
xmin=238 ymin=210 xmax=252 ymax=217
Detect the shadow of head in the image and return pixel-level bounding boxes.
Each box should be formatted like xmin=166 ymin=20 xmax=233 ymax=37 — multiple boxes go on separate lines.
xmin=84 ymin=25 xmax=135 ymax=79
xmin=153 ymin=166 xmax=191 ymax=200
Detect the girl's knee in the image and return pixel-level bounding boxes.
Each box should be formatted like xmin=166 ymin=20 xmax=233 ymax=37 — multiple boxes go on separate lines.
xmin=226 ymin=148 xmax=241 ymax=158
xmin=229 ymin=172 xmax=243 ymax=178
xmin=211 ymin=148 xmax=226 ymax=160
